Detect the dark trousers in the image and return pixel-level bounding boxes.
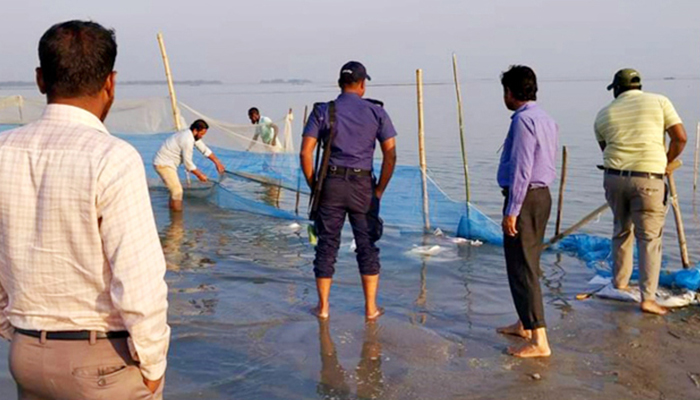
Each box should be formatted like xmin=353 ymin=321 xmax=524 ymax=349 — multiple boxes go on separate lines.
xmin=502 ymin=187 xmax=551 ymax=330
xmin=313 ymin=175 xmax=383 ymax=278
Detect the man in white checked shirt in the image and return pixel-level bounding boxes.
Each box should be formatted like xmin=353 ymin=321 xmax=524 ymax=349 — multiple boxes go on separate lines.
xmin=0 ymin=21 xmax=169 ymax=399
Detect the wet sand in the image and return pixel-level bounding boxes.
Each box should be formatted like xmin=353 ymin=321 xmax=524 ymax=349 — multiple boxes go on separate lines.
xmin=1 ymin=191 xmax=699 ymax=399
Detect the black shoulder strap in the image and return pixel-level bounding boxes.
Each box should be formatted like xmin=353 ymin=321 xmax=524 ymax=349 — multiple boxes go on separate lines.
xmin=309 ymin=101 xmax=335 ymax=218
xmin=364 ymin=98 xmax=384 ymax=107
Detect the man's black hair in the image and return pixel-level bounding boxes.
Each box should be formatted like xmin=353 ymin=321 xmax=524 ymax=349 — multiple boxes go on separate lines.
xmin=500 ymin=65 xmax=538 ymax=102
xmin=190 ymin=119 xmax=209 ymax=131
xmin=248 ymin=107 xmax=259 ymax=115
xmin=38 ymin=20 xmax=117 ymax=98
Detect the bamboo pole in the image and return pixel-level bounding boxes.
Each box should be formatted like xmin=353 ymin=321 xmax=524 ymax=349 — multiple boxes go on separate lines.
xmin=416 ymin=69 xmax=431 ymax=232
xmin=554 ymin=146 xmax=568 ymax=236
xmin=452 ymin=54 xmax=470 ymax=205
xmin=543 ymin=203 xmax=609 ymax=249
xmin=156 ymin=32 xmax=183 ymax=131
xmin=694 ymin=122 xmax=699 ymax=193
xmin=667 ymin=159 xmax=691 ymax=268
xmin=295 ymin=105 xmax=309 ymax=216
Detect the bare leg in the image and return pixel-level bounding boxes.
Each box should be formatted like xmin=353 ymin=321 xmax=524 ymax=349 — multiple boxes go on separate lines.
xmin=170 ymin=199 xmax=183 ymax=212
xmin=508 ymin=327 xmax=551 ymax=358
xmin=312 ymin=278 xmax=332 ymax=319
xmin=640 ymin=300 xmax=668 ymax=315
xmin=496 ymin=320 xmax=532 ymax=339
xmin=362 ymin=274 xmax=383 ymax=320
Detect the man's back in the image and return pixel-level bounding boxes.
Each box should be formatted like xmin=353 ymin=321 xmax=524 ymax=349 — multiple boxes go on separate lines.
xmin=0 ymin=104 xmax=168 ymax=353
xmin=304 ymin=92 xmax=396 ymax=171
xmin=595 ymin=90 xmax=681 ymax=174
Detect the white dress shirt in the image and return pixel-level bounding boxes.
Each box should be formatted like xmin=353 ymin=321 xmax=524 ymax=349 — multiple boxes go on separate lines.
xmin=0 ymin=104 xmax=170 ymax=380
xmin=153 ymin=128 xmax=213 ymax=171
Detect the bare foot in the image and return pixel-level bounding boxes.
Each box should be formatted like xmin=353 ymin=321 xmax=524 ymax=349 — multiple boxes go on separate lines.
xmin=366 ymin=307 xmax=384 ymax=321
xmin=508 ymin=343 xmax=552 ymax=358
xmin=311 ymin=306 xmax=329 ymax=320
xmin=497 ymin=321 xmax=532 ymax=339
xmin=641 ymin=300 xmax=668 ymax=316
xmin=614 ymin=285 xmax=631 ymax=292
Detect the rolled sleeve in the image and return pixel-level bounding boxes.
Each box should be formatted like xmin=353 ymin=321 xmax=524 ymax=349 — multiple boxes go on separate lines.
xmin=182 ymin=141 xmax=198 ymax=172
xmin=97 ymin=144 xmax=170 ymax=380
xmin=505 ymin=117 xmax=536 ymax=216
xmin=303 ymin=104 xmax=327 ymax=139
xmin=194 ymin=139 xmax=213 ymax=158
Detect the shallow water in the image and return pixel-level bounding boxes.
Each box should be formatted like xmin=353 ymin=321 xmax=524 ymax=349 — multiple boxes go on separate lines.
xmin=1 ymin=78 xmax=700 ymax=398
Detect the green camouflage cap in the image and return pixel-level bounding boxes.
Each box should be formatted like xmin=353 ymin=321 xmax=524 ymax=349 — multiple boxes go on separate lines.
xmin=607 ymin=68 xmax=642 ymax=91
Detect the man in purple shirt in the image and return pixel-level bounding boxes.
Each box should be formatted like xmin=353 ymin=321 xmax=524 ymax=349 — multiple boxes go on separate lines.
xmin=495 ymin=65 xmax=558 ymax=358
xmin=300 ymin=61 xmax=397 ymax=321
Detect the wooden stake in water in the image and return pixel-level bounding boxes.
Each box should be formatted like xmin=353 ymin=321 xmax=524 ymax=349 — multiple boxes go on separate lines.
xmin=666 ymin=159 xmax=691 ymax=268
xmin=157 ymin=32 xmax=189 ymax=186
xmin=416 ymin=69 xmax=431 ymax=232
xmin=295 ymin=105 xmax=308 ymax=216
xmin=694 ymin=122 xmax=699 ymax=192
xmin=543 ymin=203 xmax=609 ymax=249
xmin=156 ymin=32 xmax=182 ymax=131
xmin=555 ymin=146 xmax=568 ymax=236
xmin=452 ymin=54 xmax=470 ymax=206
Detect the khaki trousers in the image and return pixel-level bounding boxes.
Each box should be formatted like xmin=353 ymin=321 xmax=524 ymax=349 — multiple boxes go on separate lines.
xmin=604 ymin=174 xmax=665 ymax=301
xmin=9 ymin=332 xmax=164 ymax=400
xmin=154 ymin=165 xmax=183 ymax=201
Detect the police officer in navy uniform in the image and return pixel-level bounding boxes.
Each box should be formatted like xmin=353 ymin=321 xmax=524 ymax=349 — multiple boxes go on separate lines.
xmin=300 ymin=61 xmax=397 ymax=320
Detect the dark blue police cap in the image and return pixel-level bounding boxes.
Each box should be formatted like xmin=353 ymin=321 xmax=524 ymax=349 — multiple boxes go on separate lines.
xmin=339 ymin=61 xmax=371 ymax=84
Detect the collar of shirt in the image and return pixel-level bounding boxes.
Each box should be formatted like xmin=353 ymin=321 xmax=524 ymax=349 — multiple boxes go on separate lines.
xmin=511 ymin=101 xmax=536 ymax=119
xmin=615 ymin=89 xmax=643 ymax=100
xmin=42 ymin=103 xmax=110 ymax=135
xmin=337 ymin=92 xmax=362 ymax=101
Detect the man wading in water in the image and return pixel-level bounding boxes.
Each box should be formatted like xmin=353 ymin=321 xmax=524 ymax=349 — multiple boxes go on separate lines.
xmin=496 ymin=65 xmax=558 ymax=358
xmin=300 ymin=61 xmax=397 ymax=320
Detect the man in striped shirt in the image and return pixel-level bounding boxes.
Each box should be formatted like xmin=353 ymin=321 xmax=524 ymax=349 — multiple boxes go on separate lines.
xmin=595 ymin=68 xmax=687 ymax=315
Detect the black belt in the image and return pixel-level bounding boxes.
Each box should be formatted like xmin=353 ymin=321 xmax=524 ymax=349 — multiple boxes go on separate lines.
xmin=604 ymin=168 xmax=664 ymax=180
xmin=328 ymin=166 xmax=372 ymax=177
xmin=501 ymin=186 xmax=548 ymax=196
xmin=16 ymin=328 xmax=129 ymax=341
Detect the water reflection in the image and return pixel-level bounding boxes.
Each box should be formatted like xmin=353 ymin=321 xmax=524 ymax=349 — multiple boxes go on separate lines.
xmin=163 ymin=211 xmax=186 ymax=271
xmin=317 ymin=320 xmax=384 ymax=400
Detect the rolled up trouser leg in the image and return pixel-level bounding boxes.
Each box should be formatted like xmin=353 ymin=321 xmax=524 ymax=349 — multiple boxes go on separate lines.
xmin=154 ymin=165 xmax=183 ymax=201
xmin=313 ymin=176 xmax=348 ymax=278
xmin=347 ymin=176 xmax=382 ymax=276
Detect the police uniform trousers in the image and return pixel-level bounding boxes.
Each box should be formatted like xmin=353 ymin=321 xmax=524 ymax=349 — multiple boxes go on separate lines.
xmin=313 ymin=174 xmax=383 ymax=278
xmin=502 ymin=187 xmax=551 ymax=330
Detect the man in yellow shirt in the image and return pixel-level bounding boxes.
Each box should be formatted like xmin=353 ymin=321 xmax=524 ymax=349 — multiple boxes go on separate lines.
xmin=594 ymin=68 xmax=687 ymax=315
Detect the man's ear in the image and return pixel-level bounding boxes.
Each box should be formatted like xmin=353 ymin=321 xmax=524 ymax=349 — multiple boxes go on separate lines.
xmin=36 ymin=68 xmax=47 ymax=94
xmin=104 ymin=71 xmax=117 ymax=99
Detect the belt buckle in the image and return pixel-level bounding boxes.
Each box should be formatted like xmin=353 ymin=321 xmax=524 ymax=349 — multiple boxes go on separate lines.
xmin=330 ymin=166 xmax=337 ymax=172
xmin=353 ymin=168 xmax=361 ymax=173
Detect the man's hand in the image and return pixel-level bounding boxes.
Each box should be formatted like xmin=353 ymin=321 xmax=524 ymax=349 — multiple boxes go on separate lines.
xmin=215 ymin=162 xmax=225 ymax=174
xmin=143 ymin=376 xmax=163 ymax=394
xmin=502 ymin=215 xmax=518 ymax=237
xmin=192 ymin=170 xmax=208 ymax=183
xmin=374 ymin=188 xmax=384 ymax=200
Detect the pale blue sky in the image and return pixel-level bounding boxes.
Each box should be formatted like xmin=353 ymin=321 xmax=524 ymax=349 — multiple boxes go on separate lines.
xmin=1 ymin=0 xmax=699 ymax=83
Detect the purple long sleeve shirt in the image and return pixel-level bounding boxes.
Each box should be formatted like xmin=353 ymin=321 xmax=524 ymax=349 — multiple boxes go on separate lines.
xmin=497 ymin=102 xmax=558 ymax=216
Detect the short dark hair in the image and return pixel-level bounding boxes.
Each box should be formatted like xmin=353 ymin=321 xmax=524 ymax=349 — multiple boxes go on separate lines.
xmin=248 ymin=107 xmax=259 ymax=115
xmin=500 ymin=65 xmax=537 ymax=102
xmin=190 ymin=119 xmax=209 ymax=131
xmin=38 ymin=20 xmax=117 ymax=98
